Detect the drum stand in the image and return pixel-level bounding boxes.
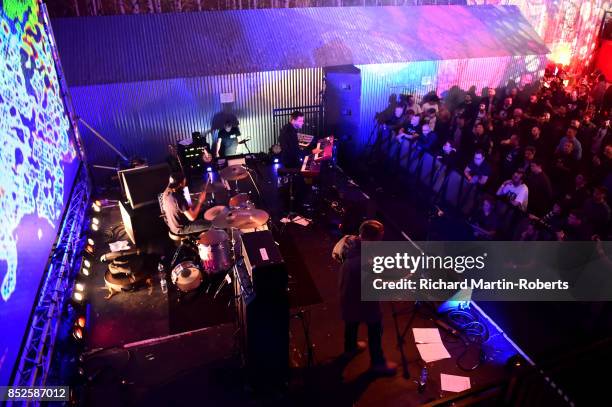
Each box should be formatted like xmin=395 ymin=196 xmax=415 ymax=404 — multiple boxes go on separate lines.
xmin=169 ymin=236 xmax=197 ymax=269
xmin=291 ymin=309 xmax=316 ymax=369
xmin=279 ymin=172 xmax=300 ymax=234
xmin=213 ymin=226 xmax=239 ymax=299
xmin=390 ymin=301 xmax=437 ymax=379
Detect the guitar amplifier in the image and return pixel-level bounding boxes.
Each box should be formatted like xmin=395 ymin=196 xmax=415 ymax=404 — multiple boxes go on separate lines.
xmin=238 ymin=230 xmax=288 ymax=390
xmin=241 ymin=231 xmax=287 ymax=296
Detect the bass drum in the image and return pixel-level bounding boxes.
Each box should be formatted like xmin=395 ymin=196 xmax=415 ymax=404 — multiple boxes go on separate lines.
xmin=171 ymin=261 xmax=203 ymax=292
xmin=197 ymin=229 xmax=233 ymax=275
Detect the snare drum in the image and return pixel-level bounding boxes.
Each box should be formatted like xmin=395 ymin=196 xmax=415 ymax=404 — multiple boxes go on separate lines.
xmin=228 ymin=193 xmax=254 ymax=210
xmin=171 ymin=261 xmax=203 ymax=292
xmin=197 ymin=229 xmax=233 ymax=274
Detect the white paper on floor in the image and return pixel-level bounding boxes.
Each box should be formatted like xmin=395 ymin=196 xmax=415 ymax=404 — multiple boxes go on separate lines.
xmin=413 ymin=327 xmax=451 ymax=363
xmin=413 ymin=328 xmax=444 ymax=344
xmin=416 ymin=343 xmax=452 ymax=363
xmin=441 ymin=373 xmax=471 ymax=392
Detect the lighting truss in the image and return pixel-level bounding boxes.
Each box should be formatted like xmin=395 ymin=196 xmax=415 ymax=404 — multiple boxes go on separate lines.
xmin=11 ymin=166 xmax=91 ymax=389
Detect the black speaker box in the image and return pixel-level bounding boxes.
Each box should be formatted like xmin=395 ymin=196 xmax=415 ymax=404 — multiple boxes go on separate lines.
xmin=324 ymin=65 xmax=362 ymax=164
xmin=118 ymin=164 xmax=170 ymax=209
xmin=241 ymin=231 xmax=287 ymax=296
xmin=239 ymin=231 xmax=289 ymax=390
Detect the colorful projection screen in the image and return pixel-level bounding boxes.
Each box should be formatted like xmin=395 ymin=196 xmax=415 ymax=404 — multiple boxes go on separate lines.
xmin=0 ymin=0 xmax=80 ymax=385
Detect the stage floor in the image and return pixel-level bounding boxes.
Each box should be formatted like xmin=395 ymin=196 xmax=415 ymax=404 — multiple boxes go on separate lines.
xmin=81 ymin=160 xmax=520 ymax=406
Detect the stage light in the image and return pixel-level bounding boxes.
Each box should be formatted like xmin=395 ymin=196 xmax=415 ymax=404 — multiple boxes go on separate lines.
xmin=83 ymin=259 xmax=91 ymax=268
xmin=87 ymin=238 xmax=95 ymax=246
xmin=75 ymin=283 xmax=85 ymax=292
xmin=92 ymin=202 xmax=101 ymax=212
xmin=72 ymin=327 xmax=83 ymax=341
xmin=81 ymin=267 xmax=90 ymax=277
xmin=91 ymin=223 xmax=99 ymax=231
xmin=76 ymin=316 xmax=86 ymax=328
xmin=92 ymin=217 xmax=99 ymax=225
xmin=206 ymin=167 xmax=213 ymax=172
xmin=72 ymin=292 xmax=84 ymax=302
xmin=273 ymin=158 xmax=279 ymax=163
xmin=85 ymin=245 xmax=95 ymax=255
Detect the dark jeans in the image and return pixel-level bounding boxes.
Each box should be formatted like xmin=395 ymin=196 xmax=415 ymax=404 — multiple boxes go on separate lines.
xmin=177 ymin=219 xmax=211 ymax=235
xmin=221 ymin=139 xmax=239 ymax=157
xmin=344 ymin=321 xmax=385 ymax=365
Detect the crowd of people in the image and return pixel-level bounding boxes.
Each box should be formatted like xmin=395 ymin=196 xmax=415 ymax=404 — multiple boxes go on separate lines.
xmin=381 ymin=65 xmax=612 ymax=241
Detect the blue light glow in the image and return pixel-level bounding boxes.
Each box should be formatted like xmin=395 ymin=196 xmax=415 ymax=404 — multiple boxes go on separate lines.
xmin=0 ymin=0 xmax=80 ymax=385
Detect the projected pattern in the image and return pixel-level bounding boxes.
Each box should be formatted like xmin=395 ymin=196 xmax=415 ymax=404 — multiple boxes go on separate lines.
xmin=0 ymin=0 xmax=77 ymax=302
xmin=471 ymin=0 xmax=609 ymax=71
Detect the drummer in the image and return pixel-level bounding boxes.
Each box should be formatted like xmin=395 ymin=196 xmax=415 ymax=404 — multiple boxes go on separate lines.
xmin=162 ymin=173 xmax=211 ymax=235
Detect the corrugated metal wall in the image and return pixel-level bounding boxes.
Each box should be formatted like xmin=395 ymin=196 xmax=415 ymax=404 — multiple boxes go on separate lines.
xmin=74 ymin=55 xmax=548 ymax=167
xmin=357 ymin=54 xmax=548 ymax=148
xmin=71 ymin=68 xmax=324 ymax=166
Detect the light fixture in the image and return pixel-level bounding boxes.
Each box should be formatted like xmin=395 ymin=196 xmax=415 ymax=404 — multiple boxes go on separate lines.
xmin=75 ymin=282 xmax=85 ymax=292
xmin=91 ymin=218 xmax=99 ymax=225
xmin=91 ymin=223 xmax=99 ymax=231
xmin=87 ymin=238 xmax=95 ymax=246
xmin=81 ymin=267 xmax=90 ymax=277
xmin=206 ymin=167 xmax=213 ymax=172
xmin=273 ymin=158 xmax=279 ymax=163
xmin=72 ymin=292 xmax=84 ymax=302
xmin=92 ymin=202 xmax=101 ymax=212
xmin=76 ymin=316 xmax=86 ymax=328
xmin=72 ymin=326 xmax=83 ymax=341
xmin=83 ymin=259 xmax=91 ymax=268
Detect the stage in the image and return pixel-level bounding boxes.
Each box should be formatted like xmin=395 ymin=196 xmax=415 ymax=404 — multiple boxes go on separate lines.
xmin=79 ymin=159 xmax=523 ymax=406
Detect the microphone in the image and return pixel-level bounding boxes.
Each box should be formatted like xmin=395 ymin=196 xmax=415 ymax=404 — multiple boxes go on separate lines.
xmin=238 ymin=138 xmax=251 ymax=144
xmin=100 ymin=248 xmax=141 ymax=262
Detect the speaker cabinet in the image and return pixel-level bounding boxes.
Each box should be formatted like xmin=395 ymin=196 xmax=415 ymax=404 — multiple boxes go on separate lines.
xmin=239 ymin=231 xmax=289 ymax=390
xmin=324 ymin=65 xmax=362 ymax=164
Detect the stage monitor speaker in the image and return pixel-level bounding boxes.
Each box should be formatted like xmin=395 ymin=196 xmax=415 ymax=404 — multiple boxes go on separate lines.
xmin=324 ymin=65 xmax=362 ymax=164
xmin=119 ymin=164 xmax=170 ymax=209
xmin=239 ymin=230 xmax=288 ymax=390
xmin=241 ymin=231 xmax=287 ymax=296
xmin=119 ymin=200 xmax=165 ymax=245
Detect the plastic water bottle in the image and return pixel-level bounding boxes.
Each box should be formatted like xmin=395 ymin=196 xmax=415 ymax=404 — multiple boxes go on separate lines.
xmin=158 ymin=260 xmax=167 ymax=294
xmin=418 ymin=366 xmax=428 ymax=393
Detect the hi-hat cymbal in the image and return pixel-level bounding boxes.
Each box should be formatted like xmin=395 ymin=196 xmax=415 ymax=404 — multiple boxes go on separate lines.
xmin=219 ymin=165 xmax=248 ymax=181
xmin=204 ymin=205 xmax=229 ymax=221
xmin=212 ymin=209 xmax=269 ymax=229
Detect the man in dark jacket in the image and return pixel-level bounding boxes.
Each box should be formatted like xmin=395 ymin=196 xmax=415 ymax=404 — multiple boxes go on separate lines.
xmin=278 ymin=110 xmax=305 ymax=168
xmin=332 ymin=220 xmax=397 ymax=375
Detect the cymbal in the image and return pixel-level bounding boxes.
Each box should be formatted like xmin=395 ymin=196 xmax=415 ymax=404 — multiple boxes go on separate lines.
xmin=229 ymin=193 xmax=252 ymax=209
xmin=212 ymin=209 xmax=269 ymax=229
xmin=219 ymin=165 xmax=248 ymax=181
xmin=204 ymin=205 xmax=229 ymax=221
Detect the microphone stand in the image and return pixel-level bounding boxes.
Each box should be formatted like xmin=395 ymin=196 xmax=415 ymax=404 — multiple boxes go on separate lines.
xmin=77 ymin=117 xmax=129 ymax=162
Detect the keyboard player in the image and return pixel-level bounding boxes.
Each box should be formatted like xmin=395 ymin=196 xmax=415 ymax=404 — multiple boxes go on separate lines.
xmin=277 ymin=111 xmax=321 ymax=211
xmin=278 ymin=110 xmax=320 ymax=168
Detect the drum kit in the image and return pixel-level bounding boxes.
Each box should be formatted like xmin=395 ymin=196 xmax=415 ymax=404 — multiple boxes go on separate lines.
xmin=169 ymin=164 xmax=269 ymax=294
